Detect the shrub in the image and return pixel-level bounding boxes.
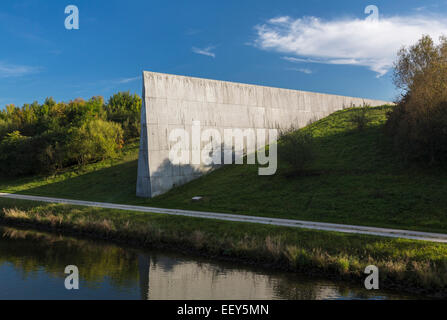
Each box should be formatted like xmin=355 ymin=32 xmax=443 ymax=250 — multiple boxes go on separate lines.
xmin=386 ymin=99 xmax=447 ymax=164
xmin=0 ymin=131 xmax=34 ymax=176
xmin=386 ymin=35 xmax=447 ymax=164
xmin=278 ymin=124 xmax=300 ymax=139
xmin=349 ymin=103 xmax=371 ymax=131
xmin=279 ymin=131 xmax=315 ymax=174
xmin=0 ymin=130 xmax=69 ymax=176
xmin=67 ymin=119 xmax=124 ymax=165
xmin=33 ymin=130 xmax=68 ymax=173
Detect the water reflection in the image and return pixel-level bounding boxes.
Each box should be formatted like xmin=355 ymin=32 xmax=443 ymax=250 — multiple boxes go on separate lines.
xmin=0 ymin=226 xmax=415 ymax=300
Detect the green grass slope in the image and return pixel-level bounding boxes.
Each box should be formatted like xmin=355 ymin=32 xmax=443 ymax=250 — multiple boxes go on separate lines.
xmin=2 ymin=105 xmax=447 ymax=233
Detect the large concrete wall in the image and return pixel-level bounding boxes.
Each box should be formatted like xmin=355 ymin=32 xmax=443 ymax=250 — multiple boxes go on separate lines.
xmin=137 ymin=71 xmax=390 ymax=198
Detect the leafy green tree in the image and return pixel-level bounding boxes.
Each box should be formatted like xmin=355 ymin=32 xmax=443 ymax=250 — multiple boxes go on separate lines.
xmin=67 ymin=119 xmax=124 ymax=165
xmin=106 ymin=92 xmax=142 ymax=139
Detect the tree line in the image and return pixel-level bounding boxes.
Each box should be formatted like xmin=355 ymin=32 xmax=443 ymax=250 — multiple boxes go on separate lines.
xmin=0 ymin=92 xmax=142 ymax=177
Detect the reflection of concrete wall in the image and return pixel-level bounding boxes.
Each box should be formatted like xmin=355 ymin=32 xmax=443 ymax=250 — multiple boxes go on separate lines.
xmin=137 ymin=71 xmax=391 ymax=198
xmin=141 ymin=255 xmax=344 ymax=300
xmin=146 ymin=257 xmax=277 ymax=300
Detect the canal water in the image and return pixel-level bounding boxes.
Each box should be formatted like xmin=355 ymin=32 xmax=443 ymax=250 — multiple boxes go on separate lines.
xmin=0 ymin=226 xmax=417 ymax=300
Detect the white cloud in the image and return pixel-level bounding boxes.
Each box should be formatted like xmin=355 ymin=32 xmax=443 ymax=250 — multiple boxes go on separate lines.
xmin=254 ymin=15 xmax=447 ymax=76
xmin=192 ymin=46 xmax=216 ymax=58
xmin=119 ymin=76 xmax=141 ymax=84
xmin=287 ymin=67 xmax=313 ymax=74
xmin=414 ymin=6 xmax=428 ymax=12
xmin=0 ymin=62 xmax=40 ymax=78
xmin=413 ymin=4 xmax=440 ymax=12
xmin=186 ymin=28 xmax=201 ymax=36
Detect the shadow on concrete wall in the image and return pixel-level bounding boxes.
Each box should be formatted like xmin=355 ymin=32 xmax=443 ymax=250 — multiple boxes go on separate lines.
xmin=145 ymin=137 xmax=277 ymax=197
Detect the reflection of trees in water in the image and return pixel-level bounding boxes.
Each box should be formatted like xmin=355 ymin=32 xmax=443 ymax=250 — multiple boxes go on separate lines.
xmin=269 ymin=274 xmax=389 ymax=300
xmin=0 ymin=227 xmax=140 ymax=290
xmin=138 ymin=254 xmax=150 ymax=300
xmin=270 ymin=275 xmax=339 ymax=300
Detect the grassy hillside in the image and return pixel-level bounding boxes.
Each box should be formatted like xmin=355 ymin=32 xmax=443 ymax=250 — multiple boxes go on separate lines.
xmin=2 ymin=105 xmax=447 ymax=233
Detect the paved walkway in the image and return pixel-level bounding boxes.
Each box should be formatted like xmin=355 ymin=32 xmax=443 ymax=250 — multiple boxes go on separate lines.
xmin=1 ymin=192 xmax=447 ymax=243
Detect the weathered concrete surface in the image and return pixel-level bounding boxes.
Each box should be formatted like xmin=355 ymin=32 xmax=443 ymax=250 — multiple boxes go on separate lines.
xmin=137 ymin=71 xmax=391 ymax=198
xmin=1 ymin=193 xmax=446 ymax=243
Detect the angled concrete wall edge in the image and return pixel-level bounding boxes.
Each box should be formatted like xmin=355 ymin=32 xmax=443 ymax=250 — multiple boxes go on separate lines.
xmin=136 ymin=74 xmax=152 ymax=197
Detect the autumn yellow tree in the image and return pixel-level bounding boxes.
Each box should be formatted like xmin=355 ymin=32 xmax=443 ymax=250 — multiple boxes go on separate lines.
xmin=387 ymin=35 xmax=447 ymax=164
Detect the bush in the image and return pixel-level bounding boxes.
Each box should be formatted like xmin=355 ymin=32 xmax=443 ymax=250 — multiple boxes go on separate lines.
xmin=279 ymin=131 xmax=315 ymax=174
xmin=386 ymin=99 xmax=447 ymax=164
xmin=0 ymin=131 xmax=34 ymax=176
xmin=67 ymin=119 xmax=124 ymax=165
xmin=349 ymin=103 xmax=371 ymax=131
xmin=0 ymin=130 xmax=70 ymax=176
xmin=386 ymin=35 xmax=447 ymax=164
xmin=32 ymin=130 xmax=68 ymax=173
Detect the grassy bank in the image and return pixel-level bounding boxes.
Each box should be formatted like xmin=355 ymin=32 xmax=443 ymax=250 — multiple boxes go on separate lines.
xmin=1 ymin=197 xmax=447 ymax=297
xmin=1 ymin=105 xmax=447 ymax=233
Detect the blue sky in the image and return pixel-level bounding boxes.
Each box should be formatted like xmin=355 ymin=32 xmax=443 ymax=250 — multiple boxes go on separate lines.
xmin=1 ymin=0 xmax=447 ymax=108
